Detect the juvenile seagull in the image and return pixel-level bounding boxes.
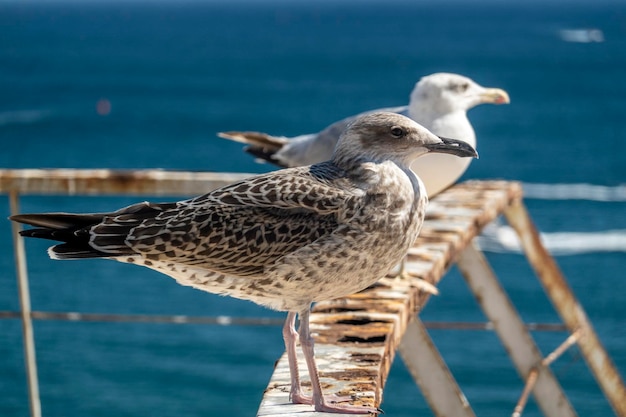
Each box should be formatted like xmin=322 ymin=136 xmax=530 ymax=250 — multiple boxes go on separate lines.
xmin=219 ymin=72 xmax=508 ymax=196
xmin=11 ymin=112 xmax=477 ymax=414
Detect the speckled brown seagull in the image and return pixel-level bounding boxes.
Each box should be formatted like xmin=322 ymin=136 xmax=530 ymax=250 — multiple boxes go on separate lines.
xmin=10 ymin=112 xmax=477 ymax=414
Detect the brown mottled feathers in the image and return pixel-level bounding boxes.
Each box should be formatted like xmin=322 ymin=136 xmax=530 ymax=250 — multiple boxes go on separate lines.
xmin=15 ymin=163 xmax=357 ymax=275
xmin=122 ymin=164 xmax=357 ymax=275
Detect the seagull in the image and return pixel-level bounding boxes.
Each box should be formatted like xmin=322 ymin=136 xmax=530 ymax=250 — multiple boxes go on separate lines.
xmin=219 ymin=72 xmax=508 ymax=196
xmin=11 ymin=112 xmax=477 ymax=414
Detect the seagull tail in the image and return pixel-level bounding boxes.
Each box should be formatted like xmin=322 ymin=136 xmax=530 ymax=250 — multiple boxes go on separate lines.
xmin=10 ymin=212 xmax=111 ymax=259
xmin=217 ymin=131 xmax=289 ymax=167
xmin=10 ymin=201 xmax=171 ymax=260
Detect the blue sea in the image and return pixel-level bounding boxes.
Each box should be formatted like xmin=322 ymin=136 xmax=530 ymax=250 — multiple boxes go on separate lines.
xmin=1 ymin=1 xmax=625 ymax=416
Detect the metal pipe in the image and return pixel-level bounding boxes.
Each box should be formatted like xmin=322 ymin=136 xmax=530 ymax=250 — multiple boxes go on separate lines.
xmin=399 ymin=317 xmax=476 ymax=417
xmin=0 ymin=311 xmax=568 ymax=331
xmin=10 ymin=190 xmax=41 ymax=417
xmin=512 ymin=330 xmax=583 ymax=417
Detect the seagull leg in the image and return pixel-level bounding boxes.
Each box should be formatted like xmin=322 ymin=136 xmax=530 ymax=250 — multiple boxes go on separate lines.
xmin=298 ymin=308 xmax=380 ymax=414
xmin=282 ymin=311 xmax=312 ymax=405
xmin=397 ymin=256 xmax=409 ymax=278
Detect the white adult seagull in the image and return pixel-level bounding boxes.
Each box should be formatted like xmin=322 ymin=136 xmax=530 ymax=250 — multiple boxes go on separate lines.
xmin=219 ymin=72 xmax=508 ymax=196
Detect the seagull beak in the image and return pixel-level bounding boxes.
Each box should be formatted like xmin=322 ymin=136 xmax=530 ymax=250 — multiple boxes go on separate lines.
xmin=425 ymin=137 xmax=479 ymax=159
xmin=480 ymin=87 xmax=510 ymax=105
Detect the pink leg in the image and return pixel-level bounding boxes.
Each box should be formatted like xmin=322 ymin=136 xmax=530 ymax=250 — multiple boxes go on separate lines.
xmin=282 ymin=311 xmax=312 ymax=405
xmin=298 ymin=308 xmax=380 ymax=414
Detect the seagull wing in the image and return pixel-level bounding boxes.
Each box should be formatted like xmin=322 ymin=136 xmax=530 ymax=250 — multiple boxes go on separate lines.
xmin=113 ymin=164 xmax=359 ymax=276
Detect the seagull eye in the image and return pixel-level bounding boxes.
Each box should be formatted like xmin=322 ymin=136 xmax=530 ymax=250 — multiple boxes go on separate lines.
xmin=390 ymin=126 xmax=405 ymax=138
xmin=456 ymin=82 xmax=469 ymax=93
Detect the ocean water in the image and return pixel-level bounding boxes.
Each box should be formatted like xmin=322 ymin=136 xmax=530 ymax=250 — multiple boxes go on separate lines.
xmin=1 ymin=1 xmax=625 ymax=416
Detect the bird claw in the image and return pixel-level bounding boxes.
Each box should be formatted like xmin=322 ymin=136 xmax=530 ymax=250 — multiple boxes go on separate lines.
xmin=290 ymin=391 xmax=313 ymax=405
xmin=317 ymin=394 xmax=381 ymax=414
xmin=315 ymin=401 xmax=381 ymax=415
xmin=291 ymin=392 xmax=379 ymax=414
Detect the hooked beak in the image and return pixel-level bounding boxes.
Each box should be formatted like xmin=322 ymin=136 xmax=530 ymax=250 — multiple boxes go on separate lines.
xmin=480 ymin=87 xmax=510 ymax=105
xmin=425 ymin=137 xmax=479 ymax=159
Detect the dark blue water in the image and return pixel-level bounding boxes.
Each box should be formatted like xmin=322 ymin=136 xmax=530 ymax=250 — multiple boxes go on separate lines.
xmin=1 ymin=1 xmax=625 ymax=416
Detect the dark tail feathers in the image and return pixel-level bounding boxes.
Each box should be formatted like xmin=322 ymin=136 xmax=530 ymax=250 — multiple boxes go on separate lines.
xmin=217 ymin=131 xmax=288 ymax=167
xmin=11 ymin=212 xmax=109 ymax=259
xmin=10 ymin=201 xmax=174 ymax=260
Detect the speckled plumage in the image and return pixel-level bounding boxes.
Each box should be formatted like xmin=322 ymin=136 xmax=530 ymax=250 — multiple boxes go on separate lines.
xmin=11 ymin=112 xmax=477 ymax=414
xmin=103 ymin=159 xmax=423 ymax=312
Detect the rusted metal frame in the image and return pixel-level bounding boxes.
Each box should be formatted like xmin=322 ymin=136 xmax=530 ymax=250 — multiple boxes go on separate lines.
xmin=9 ymin=191 xmax=42 ymax=417
xmin=457 ymin=242 xmax=577 ymax=417
xmin=513 ymin=329 xmax=583 ymax=417
xmin=0 ymin=177 xmax=541 ymax=416
xmin=398 ymin=317 xmax=476 ymax=417
xmin=0 ymin=168 xmax=252 ymax=196
xmin=389 ymin=181 xmax=524 ymax=416
xmin=504 ymin=199 xmax=626 ymax=417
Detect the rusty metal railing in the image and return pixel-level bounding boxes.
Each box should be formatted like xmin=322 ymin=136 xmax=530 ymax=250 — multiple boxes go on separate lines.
xmin=3 ymin=169 xmax=253 ymax=417
xmin=2 ymin=170 xmax=625 ymax=417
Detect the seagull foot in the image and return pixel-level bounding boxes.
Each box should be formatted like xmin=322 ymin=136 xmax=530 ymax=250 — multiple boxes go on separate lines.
xmin=315 ymin=396 xmax=381 ymax=415
xmin=290 ymin=391 xmax=313 ymax=405
xmin=291 ymin=392 xmax=379 ymax=414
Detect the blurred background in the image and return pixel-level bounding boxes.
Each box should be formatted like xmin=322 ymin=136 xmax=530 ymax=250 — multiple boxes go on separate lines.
xmin=1 ymin=0 xmax=625 ymax=416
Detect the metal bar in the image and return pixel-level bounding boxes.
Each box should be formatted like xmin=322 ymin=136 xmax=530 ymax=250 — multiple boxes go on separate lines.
xmin=457 ymin=243 xmax=577 ymax=417
xmin=0 ymin=311 xmax=568 ymax=331
xmin=398 ymin=317 xmax=476 ymax=417
xmin=542 ymin=329 xmax=583 ymax=367
xmin=422 ymin=322 xmax=568 ymax=332
xmin=504 ymin=199 xmax=626 ymax=417
xmin=9 ymin=190 xmax=41 ymax=417
xmin=0 ymin=311 xmax=284 ymax=326
xmin=513 ymin=368 xmax=539 ymax=417
xmin=0 ymin=168 xmax=252 ymax=196
xmin=512 ymin=330 xmax=583 ymax=417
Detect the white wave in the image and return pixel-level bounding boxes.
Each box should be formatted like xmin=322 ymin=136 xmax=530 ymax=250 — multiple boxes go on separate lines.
xmin=0 ymin=109 xmax=50 ymax=126
xmin=522 ymin=183 xmax=626 ymax=202
xmin=559 ymin=28 xmax=604 ymax=43
xmin=477 ymin=223 xmax=626 ymax=256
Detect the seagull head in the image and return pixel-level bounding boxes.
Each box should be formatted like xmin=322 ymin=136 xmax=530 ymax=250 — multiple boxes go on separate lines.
xmin=333 ymin=112 xmax=478 ymax=168
xmin=409 ymin=72 xmax=510 ymax=116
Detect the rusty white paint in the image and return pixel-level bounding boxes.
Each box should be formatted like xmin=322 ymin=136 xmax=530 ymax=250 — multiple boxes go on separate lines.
xmin=457 ymin=243 xmax=577 ymax=417
xmin=398 ymin=317 xmax=475 ymax=417
xmin=257 ymin=343 xmax=380 ymax=417
xmin=504 ymin=201 xmax=626 ymax=417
